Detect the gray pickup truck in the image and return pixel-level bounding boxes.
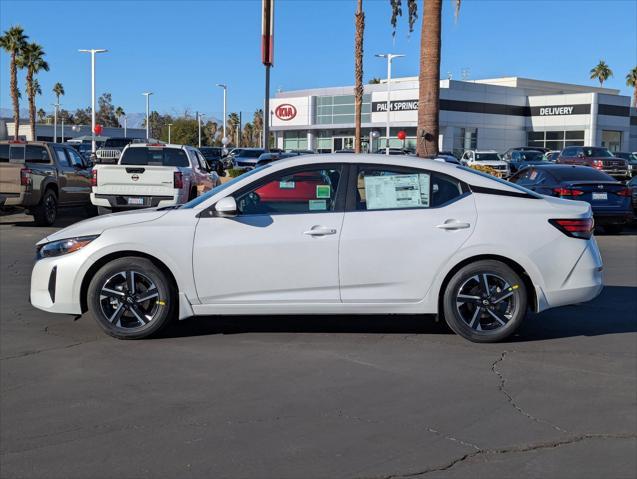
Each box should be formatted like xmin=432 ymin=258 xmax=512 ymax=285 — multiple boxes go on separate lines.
xmin=0 ymin=141 xmax=94 ymax=225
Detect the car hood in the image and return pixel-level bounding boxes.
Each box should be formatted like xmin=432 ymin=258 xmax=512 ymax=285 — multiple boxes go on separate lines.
xmin=37 ymin=209 xmax=170 ymax=245
xmin=475 ymin=160 xmax=508 ymax=167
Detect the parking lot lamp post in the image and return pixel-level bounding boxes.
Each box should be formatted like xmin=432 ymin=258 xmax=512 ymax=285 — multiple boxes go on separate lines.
xmin=142 ymin=92 xmax=153 ymax=140
xmin=78 ymin=49 xmax=108 ymax=153
xmin=216 ymin=84 xmax=227 ymax=142
xmin=167 ymin=123 xmax=172 ymax=144
xmin=123 ymin=116 xmax=127 ymax=137
xmin=51 ymin=102 xmax=60 ymax=143
xmin=61 ymin=118 xmax=64 ymax=142
xmin=375 ymin=53 xmax=404 ymax=155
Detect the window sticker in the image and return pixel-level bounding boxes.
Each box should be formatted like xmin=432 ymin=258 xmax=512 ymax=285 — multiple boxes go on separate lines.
xmin=364 ymin=174 xmax=430 ymax=210
xmin=309 ymin=199 xmax=327 ymax=211
xmin=316 ymin=184 xmax=331 ymax=199
xmin=279 ymin=181 xmax=296 ymax=189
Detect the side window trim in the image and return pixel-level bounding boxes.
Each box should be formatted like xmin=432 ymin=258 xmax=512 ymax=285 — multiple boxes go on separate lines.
xmin=345 ymin=163 xmax=469 ymax=212
xmin=220 ymin=162 xmax=349 ymax=216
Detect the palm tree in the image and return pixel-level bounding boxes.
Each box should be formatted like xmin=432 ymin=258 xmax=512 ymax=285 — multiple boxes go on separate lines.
xmin=115 ymin=106 xmax=125 ymax=127
xmin=0 ymin=26 xmax=28 ymax=140
xmin=354 ymin=0 xmax=365 ymax=153
xmin=391 ymin=0 xmax=461 ymax=158
xmin=590 ymin=60 xmax=613 ymax=87
xmin=17 ymin=42 xmax=49 ymax=141
xmin=626 ymin=67 xmax=637 ymax=108
xmin=37 ymin=108 xmax=46 ymax=122
xmin=253 ymin=109 xmax=263 ymax=147
xmin=227 ymin=112 xmax=241 ymax=146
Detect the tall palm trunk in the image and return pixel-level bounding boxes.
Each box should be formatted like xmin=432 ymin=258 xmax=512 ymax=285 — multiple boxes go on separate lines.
xmin=633 ymin=86 xmax=637 ymax=109
xmin=416 ymin=0 xmax=441 ymax=158
xmin=10 ymin=51 xmax=20 ymax=140
xmin=26 ymin=69 xmax=36 ymax=140
xmin=354 ymin=0 xmax=365 ymax=153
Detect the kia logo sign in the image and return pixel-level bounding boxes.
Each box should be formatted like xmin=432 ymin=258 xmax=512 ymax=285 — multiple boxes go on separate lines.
xmin=275 ymin=104 xmax=297 ymax=121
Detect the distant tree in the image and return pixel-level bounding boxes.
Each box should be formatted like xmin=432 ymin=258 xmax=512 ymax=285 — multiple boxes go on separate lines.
xmin=96 ymin=93 xmax=119 ymax=127
xmin=74 ymin=107 xmax=91 ymax=125
xmin=17 ymin=42 xmax=49 ymax=140
xmin=206 ymin=121 xmax=219 ymax=146
xmin=114 ymin=106 xmax=125 ymax=127
xmin=626 ymin=67 xmax=637 ymax=108
xmin=242 ymin=122 xmax=255 ymax=147
xmin=368 ymin=77 xmax=381 ymax=84
xmin=227 ymin=112 xmax=240 ymax=146
xmin=59 ymin=109 xmax=74 ymax=125
xmin=590 ymin=60 xmax=613 ymax=87
xmin=37 ymin=107 xmax=46 ymax=122
xmin=252 ymin=109 xmax=263 ymax=147
xmin=169 ymin=117 xmax=199 ymax=146
xmin=52 ymin=82 xmax=64 ymax=106
xmin=0 ymin=25 xmax=28 ymax=140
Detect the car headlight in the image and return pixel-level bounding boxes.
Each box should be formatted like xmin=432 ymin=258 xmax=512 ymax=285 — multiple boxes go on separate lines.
xmin=36 ymin=235 xmax=99 ymax=260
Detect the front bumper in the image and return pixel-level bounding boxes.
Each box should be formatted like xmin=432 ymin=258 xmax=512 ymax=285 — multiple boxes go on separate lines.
xmin=91 ymin=193 xmax=177 ymax=209
xmin=31 ymin=255 xmax=84 ymax=315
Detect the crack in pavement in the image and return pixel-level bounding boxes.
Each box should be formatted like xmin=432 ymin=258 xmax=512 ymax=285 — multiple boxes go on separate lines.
xmin=425 ymin=428 xmax=481 ymax=452
xmin=491 ymin=351 xmax=568 ymax=433
xmin=370 ymin=432 xmax=637 ymax=479
xmin=0 ymin=338 xmax=99 ymax=361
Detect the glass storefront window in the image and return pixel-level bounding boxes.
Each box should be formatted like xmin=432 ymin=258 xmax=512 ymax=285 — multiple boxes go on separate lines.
xmin=601 ymin=130 xmax=622 ymax=152
xmin=453 ymin=128 xmax=478 ymax=158
xmin=315 ymin=94 xmax=371 ymax=125
xmin=527 ymin=130 xmax=584 ymax=150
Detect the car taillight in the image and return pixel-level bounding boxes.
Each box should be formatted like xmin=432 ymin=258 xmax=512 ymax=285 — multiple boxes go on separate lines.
xmin=616 ymin=187 xmax=631 ymax=197
xmin=90 ymin=168 xmax=97 ymax=187
xmin=553 ymin=187 xmax=584 ymax=197
xmin=20 ymin=167 xmax=32 ymax=186
xmin=549 ymin=218 xmax=594 ymax=239
xmin=173 ymin=171 xmax=183 ymax=189
xmin=592 ymin=160 xmax=604 ymax=170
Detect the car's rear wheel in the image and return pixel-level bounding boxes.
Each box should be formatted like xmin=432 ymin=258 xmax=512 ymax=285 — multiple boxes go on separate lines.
xmin=442 ymin=260 xmax=527 ymax=343
xmin=87 ymin=257 xmax=176 ymax=339
xmin=32 ymin=189 xmax=58 ymax=226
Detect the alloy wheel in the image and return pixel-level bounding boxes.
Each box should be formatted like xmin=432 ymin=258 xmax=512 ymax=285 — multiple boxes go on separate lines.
xmin=44 ymin=194 xmax=57 ymax=224
xmin=99 ymin=270 xmax=162 ymax=330
xmin=455 ymin=273 xmax=518 ymax=332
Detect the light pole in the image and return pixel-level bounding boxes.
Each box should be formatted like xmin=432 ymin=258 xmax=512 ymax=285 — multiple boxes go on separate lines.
xmin=143 ymin=92 xmax=153 ymax=140
xmin=79 ymin=49 xmax=108 ymax=153
xmin=197 ymin=113 xmax=205 ymax=148
xmin=375 ymin=53 xmax=404 ymax=155
xmin=216 ymin=84 xmax=227 ymax=144
xmin=167 ymin=123 xmax=172 ymax=144
xmin=51 ymin=102 xmax=60 ymax=143
xmin=123 ymin=116 xmax=127 ymax=137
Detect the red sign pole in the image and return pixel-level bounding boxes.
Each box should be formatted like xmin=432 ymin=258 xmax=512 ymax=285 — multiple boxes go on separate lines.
xmin=262 ymin=0 xmax=274 ymax=151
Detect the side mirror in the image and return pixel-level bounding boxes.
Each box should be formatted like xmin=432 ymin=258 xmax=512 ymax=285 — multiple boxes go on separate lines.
xmin=214 ymin=196 xmax=237 ymax=217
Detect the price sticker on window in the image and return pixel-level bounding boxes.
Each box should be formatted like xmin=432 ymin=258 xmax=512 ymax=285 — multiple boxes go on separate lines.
xmin=316 ymin=185 xmax=331 ymax=199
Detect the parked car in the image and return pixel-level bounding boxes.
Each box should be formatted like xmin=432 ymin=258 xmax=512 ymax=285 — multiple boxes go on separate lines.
xmin=542 ymin=150 xmax=561 ymax=162
xmin=509 ymin=164 xmax=633 ymax=234
xmin=90 ymin=143 xmax=219 ymax=215
xmin=433 ymin=154 xmax=461 ymax=165
xmin=0 ymin=141 xmax=93 ymax=225
xmin=255 ymin=152 xmax=300 ymax=167
xmin=229 ymin=148 xmax=267 ymax=169
xmin=507 ymin=149 xmax=550 ymax=174
xmin=502 ymin=146 xmax=548 ymax=161
xmin=612 ymin=152 xmax=637 ymax=177
xmin=628 ymin=176 xmax=637 ymax=216
xmin=31 ymin=154 xmax=602 ymax=343
xmin=556 ymin=146 xmax=629 ymax=180
xmin=460 ymin=150 xmax=510 ymax=176
xmin=198 ymin=147 xmax=226 ymax=175
xmin=95 ymin=137 xmax=140 ymax=164
xmin=286 ymin=150 xmax=315 ymax=155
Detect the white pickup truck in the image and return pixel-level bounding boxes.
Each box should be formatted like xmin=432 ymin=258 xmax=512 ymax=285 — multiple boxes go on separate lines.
xmin=91 ymin=143 xmax=220 ymax=214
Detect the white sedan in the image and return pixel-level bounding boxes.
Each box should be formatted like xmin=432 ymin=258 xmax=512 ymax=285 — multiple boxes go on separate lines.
xmin=30 ymin=154 xmax=603 ymax=343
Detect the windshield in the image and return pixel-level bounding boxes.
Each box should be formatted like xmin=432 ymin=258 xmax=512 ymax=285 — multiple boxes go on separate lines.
xmin=474 ymin=153 xmax=501 ymax=162
xmin=517 ymin=151 xmax=544 ymax=161
xmin=120 ymin=147 xmax=189 ymax=167
xmin=199 ymin=148 xmax=222 ymax=159
xmin=552 ymin=167 xmax=614 ymax=182
xmin=456 ymin=165 xmax=542 ymax=198
xmin=238 ymin=150 xmax=264 ymax=158
xmin=582 ymin=147 xmax=613 ymax=158
xmin=182 ymin=164 xmax=271 ymax=208
xmin=104 ymin=138 xmax=132 ymax=148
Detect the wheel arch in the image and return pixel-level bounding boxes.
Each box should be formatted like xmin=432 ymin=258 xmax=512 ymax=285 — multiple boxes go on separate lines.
xmin=437 ymin=254 xmax=538 ymax=316
xmin=79 ymin=250 xmax=179 ymax=313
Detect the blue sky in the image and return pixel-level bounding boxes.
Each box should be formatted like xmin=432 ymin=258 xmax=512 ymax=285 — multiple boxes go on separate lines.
xmin=1 ymin=0 xmax=635 ymax=122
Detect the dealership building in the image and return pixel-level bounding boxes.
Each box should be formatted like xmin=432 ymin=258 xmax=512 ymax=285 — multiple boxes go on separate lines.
xmin=270 ymin=76 xmax=637 ymax=156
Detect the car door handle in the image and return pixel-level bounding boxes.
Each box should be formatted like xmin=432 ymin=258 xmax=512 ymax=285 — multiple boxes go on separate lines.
xmin=304 ymin=226 xmax=337 ymax=236
xmin=436 ymin=220 xmax=471 ymax=230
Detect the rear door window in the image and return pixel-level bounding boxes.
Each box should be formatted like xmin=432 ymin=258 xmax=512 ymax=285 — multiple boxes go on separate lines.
xmin=120 ymin=147 xmax=190 ymax=167
xmin=53 ymin=146 xmax=71 ymax=167
xmin=25 ymin=145 xmax=51 ymax=163
xmin=9 ymin=145 xmax=25 ymax=162
xmin=66 ymin=147 xmax=85 ymax=167
xmin=0 ymin=144 xmax=9 ymax=162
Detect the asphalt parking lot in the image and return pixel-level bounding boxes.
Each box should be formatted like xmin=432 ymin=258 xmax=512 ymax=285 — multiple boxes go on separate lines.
xmin=1 ymin=209 xmax=636 ymax=479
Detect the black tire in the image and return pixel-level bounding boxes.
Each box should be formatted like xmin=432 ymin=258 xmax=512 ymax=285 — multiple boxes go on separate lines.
xmin=97 ymin=206 xmax=112 ymax=216
xmin=604 ymin=224 xmax=623 ymax=235
xmin=32 ymin=188 xmax=58 ymax=226
xmin=442 ymin=260 xmax=527 ymax=343
xmin=87 ymin=257 xmax=177 ymax=339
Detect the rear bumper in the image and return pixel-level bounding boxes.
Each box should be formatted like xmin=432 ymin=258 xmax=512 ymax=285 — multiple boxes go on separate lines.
xmin=0 ymin=191 xmax=26 ymax=207
xmin=593 ymin=212 xmax=634 ymax=225
xmin=91 ymin=193 xmax=177 ymax=209
xmin=539 ymin=239 xmax=603 ymax=311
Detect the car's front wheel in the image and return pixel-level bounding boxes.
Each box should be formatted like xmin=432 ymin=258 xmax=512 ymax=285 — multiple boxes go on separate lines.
xmin=442 ymin=260 xmax=527 ymax=343
xmin=87 ymin=257 xmax=176 ymax=339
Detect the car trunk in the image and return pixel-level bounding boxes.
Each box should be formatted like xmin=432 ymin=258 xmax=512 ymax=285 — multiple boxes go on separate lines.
xmin=96 ymin=165 xmax=177 ymax=197
xmin=565 ymin=181 xmax=630 ymax=211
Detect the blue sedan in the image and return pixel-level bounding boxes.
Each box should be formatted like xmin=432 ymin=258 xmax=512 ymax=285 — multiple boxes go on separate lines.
xmin=510 ymin=164 xmax=633 ymax=234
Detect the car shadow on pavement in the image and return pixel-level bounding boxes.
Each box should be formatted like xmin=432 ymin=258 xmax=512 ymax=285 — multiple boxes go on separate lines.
xmin=162 ymin=286 xmax=637 ymax=341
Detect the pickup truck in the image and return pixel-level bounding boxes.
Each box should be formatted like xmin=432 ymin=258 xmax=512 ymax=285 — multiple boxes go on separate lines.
xmin=90 ymin=143 xmax=220 ymax=214
xmin=94 ymin=137 xmax=140 ymax=164
xmin=0 ymin=141 xmax=93 ymax=225
xmin=557 ymin=146 xmax=629 ymax=180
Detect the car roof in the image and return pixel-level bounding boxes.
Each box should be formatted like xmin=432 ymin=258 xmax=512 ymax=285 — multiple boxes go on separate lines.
xmin=125 ymin=143 xmax=184 ymax=149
